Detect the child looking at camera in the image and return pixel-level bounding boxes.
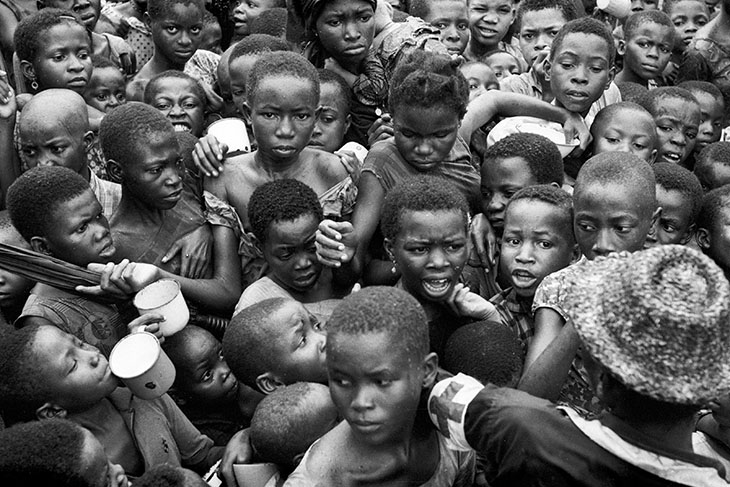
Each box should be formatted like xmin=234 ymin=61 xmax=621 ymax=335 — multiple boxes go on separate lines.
xmin=695 ymin=142 xmax=730 ymax=190
xmin=646 ymin=87 xmax=701 ymax=166
xmin=614 ymin=11 xmax=675 ymax=89
xmin=409 ymin=0 xmax=470 ymax=56
xmin=144 ymin=71 xmax=207 ymax=138
xmin=285 ymin=287 xmax=476 ymax=486
xmin=679 ymin=80 xmax=725 ymax=157
xmin=83 ymin=57 xmax=127 ymax=114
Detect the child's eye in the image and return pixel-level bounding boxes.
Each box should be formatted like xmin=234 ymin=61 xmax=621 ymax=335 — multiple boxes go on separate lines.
xmin=278 ymin=250 xmax=293 ymax=260
xmin=190 ymin=26 xmax=202 ymax=35
xmin=117 ymin=93 xmax=126 ymax=102
xmin=605 ymin=137 xmax=620 ymax=143
xmin=201 ymin=370 xmax=214 ymax=382
xmin=78 ymin=50 xmax=90 ymax=60
xmin=521 ymin=33 xmax=534 ymax=40
xmin=326 ymin=19 xmax=342 ymax=27
xmin=332 ymin=377 xmax=351 ymax=387
xmin=687 ymin=131 xmax=697 ymax=139
xmin=409 ymin=246 xmax=428 ymax=254
xmin=69 ymin=359 xmax=78 ymax=374
xmin=261 ymin=112 xmax=276 ymax=119
xmin=577 ymin=222 xmax=595 ymax=232
xmin=299 ymin=333 xmax=308 ymax=347
xmin=457 ymin=22 xmax=468 ymax=30
xmin=155 ymin=102 xmax=171 ymax=110
xmin=505 ymin=238 xmax=520 ymax=246
xmin=51 ymin=145 xmax=66 ymax=154
xmin=77 ymin=223 xmax=88 ymax=233
xmin=21 ymin=148 xmax=36 ymax=157
xmin=166 ymin=26 xmax=179 ymax=34
xmin=359 ymin=14 xmax=372 ymax=22
xmin=632 ymin=142 xmax=646 ymax=150
xmin=295 ymin=113 xmax=311 ymax=121
xmin=498 ymin=6 xmax=511 ymax=13
xmin=660 ymin=45 xmax=671 ymax=53
xmin=447 ymin=243 xmax=465 ymax=252
xmin=589 ymin=65 xmax=605 ymax=73
xmin=662 ymin=222 xmax=676 ymax=232
xmin=376 ymin=378 xmax=393 ymax=387
xmin=53 ymin=53 xmax=66 ymax=62
xmin=96 ymin=93 xmax=109 ymax=101
xmin=560 ymin=62 xmax=574 ymax=69
xmin=658 ymin=125 xmax=672 ymax=132
xmin=615 ymin=225 xmax=632 ymax=234
xmin=183 ymin=101 xmax=198 ymax=109
xmin=538 ymin=240 xmax=553 ymax=249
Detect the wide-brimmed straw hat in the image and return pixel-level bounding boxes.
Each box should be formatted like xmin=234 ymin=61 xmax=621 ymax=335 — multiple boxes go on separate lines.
xmin=563 ymin=245 xmax=730 ymax=405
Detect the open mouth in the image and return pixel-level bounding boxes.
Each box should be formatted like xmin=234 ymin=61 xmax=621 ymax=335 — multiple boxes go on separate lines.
xmin=511 ymin=269 xmax=536 ymax=287
xmin=422 ymin=278 xmax=451 ymax=296
xmin=171 ymin=122 xmax=191 ymax=132
xmin=660 ymin=151 xmax=682 ymax=163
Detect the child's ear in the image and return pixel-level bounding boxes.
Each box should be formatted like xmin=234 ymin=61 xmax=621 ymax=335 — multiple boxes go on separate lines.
xmin=30 ymin=236 xmax=51 ymax=256
xmin=617 ymin=39 xmax=626 ymax=56
xmin=696 ymin=226 xmax=711 ymax=250
xmin=606 ymin=65 xmax=616 ymax=90
xmin=36 ymin=402 xmax=67 ymax=420
xmin=241 ymin=101 xmax=252 ymax=126
xmin=107 ymin=158 xmax=123 ymax=183
xmin=292 ymin=452 xmax=306 ymax=468
xmin=256 ymin=372 xmax=285 ymax=395
xmin=680 ymin=223 xmax=697 ymax=245
xmin=651 ymin=206 xmax=662 ymax=232
xmin=648 ymin=149 xmax=658 ymax=164
xmin=82 ymin=130 xmax=94 ymax=150
xmin=543 ymin=59 xmax=551 ymax=82
xmin=143 ymin=11 xmax=152 ymax=29
xmin=421 ymin=352 xmax=439 ymax=389
xmin=383 ymin=238 xmax=395 ymax=262
xmin=344 ymin=113 xmax=352 ymax=133
xmin=19 ymin=60 xmax=36 ymax=85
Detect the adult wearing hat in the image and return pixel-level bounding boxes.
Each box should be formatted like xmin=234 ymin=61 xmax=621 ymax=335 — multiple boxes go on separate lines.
xmin=428 ymin=245 xmax=730 ymax=486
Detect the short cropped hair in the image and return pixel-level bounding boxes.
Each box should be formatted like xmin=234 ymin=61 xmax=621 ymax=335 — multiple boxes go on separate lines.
xmin=318 ymin=69 xmax=352 ymax=114
xmin=250 ymin=382 xmax=334 ymax=469
xmin=0 ymin=211 xmax=30 ymax=247
xmin=653 ymin=162 xmax=703 ymax=223
xmin=6 ymin=167 xmax=91 ymax=243
xmin=135 ymin=464 xmax=206 ymax=487
xmin=616 ymin=81 xmax=652 ymax=110
xmin=505 ymin=185 xmax=575 ymax=242
xmin=550 ymin=17 xmax=616 ymax=66
xmin=678 ymin=80 xmax=724 ymax=103
xmin=591 ymin=101 xmax=657 ymax=140
xmin=100 ymin=102 xmax=175 ymax=167
xmin=148 ymin=0 xmax=204 ymax=20
xmin=0 ymin=419 xmax=95 ymax=486
xmin=91 ymin=55 xmax=117 ymax=70
xmin=624 ymin=10 xmax=675 ymax=43
xmin=389 ymin=50 xmax=469 ymax=119
xmin=144 ymin=70 xmax=206 ymax=107
xmin=408 ymin=0 xmax=432 ymax=19
xmin=696 ymin=185 xmax=730 ymax=233
xmin=0 ymin=325 xmax=47 ymax=421
xmin=695 ymin=142 xmax=730 ymax=190
xmin=326 ymin=286 xmax=429 ymax=360
xmin=662 ymin=0 xmax=708 ymax=15
xmin=646 ymin=86 xmax=699 ymax=117
xmin=575 ymin=152 xmax=656 ymax=212
xmin=223 ymin=298 xmax=291 ymax=388
xmin=443 ymin=321 xmax=523 ymax=387
xmin=246 ymin=51 xmax=318 ymax=106
xmin=251 ymin=7 xmax=287 ymax=37
xmin=248 ymin=179 xmax=323 ymax=243
xmin=380 ymin=175 xmax=469 ymax=241
xmin=229 ymin=34 xmax=290 ymax=66
xmin=484 ymin=133 xmax=565 ymax=186
xmin=516 ymin=0 xmax=578 ymax=27
xmin=14 ymin=9 xmax=88 ymax=63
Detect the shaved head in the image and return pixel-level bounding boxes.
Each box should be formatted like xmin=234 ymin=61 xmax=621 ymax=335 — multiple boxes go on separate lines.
xmin=19 ymin=89 xmax=89 ymax=138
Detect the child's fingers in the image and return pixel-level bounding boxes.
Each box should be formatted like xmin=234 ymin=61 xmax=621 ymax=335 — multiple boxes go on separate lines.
xmin=316 ymin=230 xmax=345 ymax=251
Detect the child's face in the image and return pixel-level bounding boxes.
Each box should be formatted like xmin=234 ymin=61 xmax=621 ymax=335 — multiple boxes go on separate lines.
xmin=315 ymin=0 xmax=375 ymax=67
xmin=484 ymin=52 xmax=520 ymax=80
xmin=518 ymin=8 xmax=566 ymax=67
xmin=591 ymin=109 xmax=657 ymax=161
xmin=41 ymin=189 xmax=115 ymax=266
xmin=263 ymin=214 xmax=324 ymax=294
xmin=481 ymin=156 xmax=538 ymax=236
xmin=232 ymin=0 xmax=280 ymax=37
xmin=546 ymin=32 xmax=613 ymax=117
xmin=265 ymin=300 xmax=328 ymax=384
xmin=653 ymin=96 xmax=700 ymax=164
xmin=149 ymin=3 xmax=203 ymax=67
xmin=468 ymin=0 xmax=514 ymax=50
xmin=175 ymin=332 xmax=239 ymax=404
xmin=47 ymin=0 xmax=101 ymax=29
xmin=250 ymin=75 xmax=318 ymax=165
xmin=0 ymin=268 xmax=33 ymax=309
xmin=387 ymin=209 xmax=468 ymax=303
xmin=120 ymin=132 xmax=185 ymax=210
xmin=310 ymin=81 xmax=351 ymax=153
xmin=33 ymin=325 xmax=119 ymax=412
xmin=460 ymin=63 xmax=499 ymax=102
xmin=574 ymin=182 xmax=657 ymax=259
xmin=423 ymin=0 xmax=470 ymax=56
xmin=700 ymin=204 xmax=730 ymax=272
xmin=630 ymin=0 xmax=658 ymax=11
xmin=327 ymin=331 xmax=428 ymax=447
xmin=393 ymin=105 xmax=460 ymax=171
xmin=669 ymin=0 xmax=709 ymax=47
xmin=200 ymin=23 xmax=222 ymax=53
xmin=692 ymin=90 xmax=724 ymax=153
xmin=229 ymin=54 xmax=258 ymax=116
xmin=149 ymin=77 xmax=205 ymax=137
xmin=19 ymin=114 xmax=90 ymax=174
xmin=28 ymin=22 xmax=92 ymax=94
xmin=83 ymin=67 xmax=126 ymax=113
xmin=646 ymin=185 xmax=694 ymax=246
xmin=621 ymin=22 xmax=674 ymax=82
xmin=500 ymin=199 xmax=576 ymax=299
xmin=702 ymin=160 xmax=730 ymax=190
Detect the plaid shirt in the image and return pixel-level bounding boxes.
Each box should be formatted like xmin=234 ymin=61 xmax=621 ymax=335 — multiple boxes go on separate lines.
xmin=490 ymin=287 xmax=534 ymax=356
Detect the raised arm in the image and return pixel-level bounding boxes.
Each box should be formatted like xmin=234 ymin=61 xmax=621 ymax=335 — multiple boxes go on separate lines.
xmin=0 ymin=71 xmax=20 ymax=203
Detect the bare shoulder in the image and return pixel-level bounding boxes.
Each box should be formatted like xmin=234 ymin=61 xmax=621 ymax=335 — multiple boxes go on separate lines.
xmin=298 ymin=422 xmax=354 ymax=482
xmin=308 ymin=148 xmax=349 ymax=184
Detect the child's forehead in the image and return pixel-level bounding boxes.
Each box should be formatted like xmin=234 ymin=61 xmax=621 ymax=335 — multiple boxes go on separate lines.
xmin=654 ymin=96 xmax=701 ymax=118
xmin=266 ymin=214 xmax=320 ymax=241
xmin=427 ymin=0 xmax=468 ymax=15
xmin=576 ymin=179 xmax=652 ymax=209
xmin=154 ymin=2 xmax=203 ymax=23
xmin=521 ymin=7 xmax=568 ymax=25
xmin=596 ymin=109 xmax=656 ymax=134
xmin=554 ymin=32 xmax=611 ymax=61
xmin=92 ymin=66 xmax=125 ymax=83
xmin=151 ymin=77 xmax=201 ymax=97
xmin=319 ymin=81 xmax=348 ymax=110
xmin=629 ymin=20 xmax=674 ymax=38
xmin=469 ymin=0 xmax=513 ymax=8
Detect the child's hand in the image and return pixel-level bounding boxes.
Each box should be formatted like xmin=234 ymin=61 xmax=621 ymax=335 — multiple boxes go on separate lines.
xmin=447 ymin=282 xmax=500 ymax=321
xmin=469 ymin=213 xmax=497 ymax=268
xmin=127 ymin=312 xmax=165 ymax=342
xmin=562 ymin=112 xmax=592 ymax=156
xmin=162 ymin=224 xmax=212 ymax=279
xmin=367 ymin=113 xmax=394 ymax=146
xmin=531 ymin=49 xmax=550 ymax=81
xmin=662 ymin=61 xmax=679 ymax=85
xmin=193 ymin=134 xmax=228 ymax=177
xmin=200 ymin=81 xmax=224 ymax=113
xmin=315 ymin=220 xmax=357 ymax=268
xmin=218 ymin=428 xmax=254 ymax=486
xmin=0 ymin=71 xmax=16 ymax=121
xmin=77 ymin=260 xmax=161 ymax=298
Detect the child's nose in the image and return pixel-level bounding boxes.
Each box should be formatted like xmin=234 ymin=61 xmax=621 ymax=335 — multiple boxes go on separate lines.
xmin=426 ymin=247 xmax=448 ymax=268
xmin=343 ymin=21 xmax=361 ymax=40
xmin=351 ymin=386 xmax=375 ymax=411
xmin=444 ymin=25 xmax=460 ymax=41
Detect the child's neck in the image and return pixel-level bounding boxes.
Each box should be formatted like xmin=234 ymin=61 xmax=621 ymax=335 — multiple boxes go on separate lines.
xmin=253 ymin=149 xmax=304 ymax=177
xmin=147 ymin=51 xmax=187 ymax=76
xmin=615 ymin=67 xmax=649 ymax=88
xmin=465 ymin=40 xmax=499 ymax=60
xmin=117 ymin=188 xmax=168 ymax=226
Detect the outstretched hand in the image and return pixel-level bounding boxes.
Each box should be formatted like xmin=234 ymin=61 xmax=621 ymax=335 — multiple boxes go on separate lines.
xmin=76 ymin=260 xmax=161 ymax=299
xmin=315 ymin=220 xmax=357 ymax=268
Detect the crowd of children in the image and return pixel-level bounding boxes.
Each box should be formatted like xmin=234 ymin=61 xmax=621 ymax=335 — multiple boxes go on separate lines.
xmin=2 ymin=0 xmax=730 ymax=484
